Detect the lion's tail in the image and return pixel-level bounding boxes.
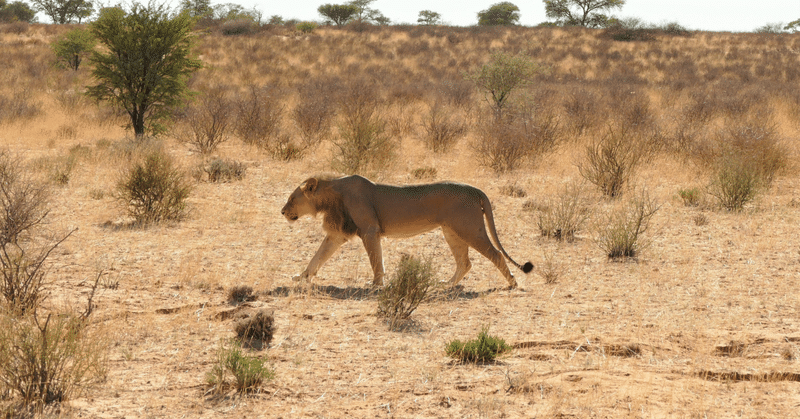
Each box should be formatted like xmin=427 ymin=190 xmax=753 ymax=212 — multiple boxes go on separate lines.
xmin=479 ymin=192 xmax=534 ymax=274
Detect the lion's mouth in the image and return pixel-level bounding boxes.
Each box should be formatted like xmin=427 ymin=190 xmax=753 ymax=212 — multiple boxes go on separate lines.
xmin=288 ymin=215 xmax=298 ymax=221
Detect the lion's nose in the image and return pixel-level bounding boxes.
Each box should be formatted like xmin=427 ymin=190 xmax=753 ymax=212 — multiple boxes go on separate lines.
xmin=281 ymin=208 xmax=285 ymax=215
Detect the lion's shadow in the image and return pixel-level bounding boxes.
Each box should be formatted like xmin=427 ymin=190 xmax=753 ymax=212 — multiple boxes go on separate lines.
xmin=265 ymin=284 xmax=496 ymax=301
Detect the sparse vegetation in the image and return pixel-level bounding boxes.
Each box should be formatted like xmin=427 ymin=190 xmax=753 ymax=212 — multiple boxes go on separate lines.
xmin=203 ymin=158 xmax=246 ymax=182
xmin=331 ymin=81 xmax=395 ymax=175
xmin=537 ymin=182 xmax=590 ymax=241
xmin=2 ymin=21 xmax=800 ymax=417
xmin=595 ymin=188 xmax=659 ymax=259
xmin=445 ymin=327 xmax=512 ymax=363
xmin=377 ymin=254 xmax=435 ymax=331
xmin=115 ymin=147 xmax=192 ymax=224
xmin=206 ymin=340 xmax=274 ymax=394
xmin=0 ymin=312 xmax=108 ymax=414
xmin=578 ymin=126 xmax=644 ymax=198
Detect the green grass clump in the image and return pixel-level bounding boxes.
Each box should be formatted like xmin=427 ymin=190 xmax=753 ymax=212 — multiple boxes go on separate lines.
xmin=445 ymin=327 xmax=512 ymax=363
xmin=206 ymin=340 xmax=274 ymax=394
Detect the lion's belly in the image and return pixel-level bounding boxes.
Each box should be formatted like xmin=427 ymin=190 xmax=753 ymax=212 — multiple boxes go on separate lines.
xmin=381 ymin=218 xmax=440 ymax=238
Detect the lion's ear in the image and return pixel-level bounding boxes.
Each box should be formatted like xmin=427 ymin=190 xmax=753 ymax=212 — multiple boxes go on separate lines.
xmin=302 ymin=178 xmax=318 ymax=194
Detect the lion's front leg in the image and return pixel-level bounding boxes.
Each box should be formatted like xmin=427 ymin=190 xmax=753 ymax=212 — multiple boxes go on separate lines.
xmin=293 ymin=234 xmax=348 ymax=282
xmin=360 ymin=228 xmax=385 ymax=286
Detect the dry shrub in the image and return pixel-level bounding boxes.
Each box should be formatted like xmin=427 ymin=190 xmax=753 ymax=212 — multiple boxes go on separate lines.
xmin=0 ymin=312 xmax=108 ymax=414
xmin=420 ymin=102 xmax=467 ymax=153
xmin=538 ymin=250 xmax=563 ymax=284
xmin=0 ymin=89 xmax=41 ymax=124
xmin=537 ymin=183 xmax=590 ymax=242
xmin=377 ymin=254 xmax=435 ymax=331
xmin=203 ymin=158 xmax=246 ymax=183
xmin=233 ymin=308 xmax=274 ymax=344
xmin=578 ymin=126 xmax=645 ymax=198
xmin=175 ymin=87 xmax=233 ymax=154
xmin=707 ymin=153 xmax=763 ymax=211
xmin=0 ymin=152 xmax=73 ymax=315
xmin=292 ymin=78 xmax=337 ymax=148
xmin=474 ymin=105 xmax=561 ymax=173
xmin=595 ymin=188 xmax=659 ymax=259
xmin=411 ymin=166 xmax=437 ymax=180
xmin=116 ymin=147 xmax=192 ymax=225
xmin=227 ymin=285 xmax=254 ymax=303
xmin=500 ymin=183 xmax=527 ymax=198
xmin=332 ymin=80 xmax=396 ymax=175
xmin=563 ymin=87 xmax=602 ymax=136
xmin=235 ymin=85 xmax=285 ymax=149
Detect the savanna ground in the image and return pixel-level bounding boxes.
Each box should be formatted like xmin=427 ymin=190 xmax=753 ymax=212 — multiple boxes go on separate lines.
xmin=1 ymin=21 xmax=800 ymax=417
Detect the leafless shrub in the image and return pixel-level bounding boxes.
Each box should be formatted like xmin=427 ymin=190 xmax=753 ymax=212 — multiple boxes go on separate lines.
xmin=0 ymin=152 xmax=73 ymax=315
xmin=234 ymin=85 xmax=284 ymax=149
xmin=538 ymin=251 xmax=563 ymax=284
xmin=292 ymin=79 xmax=337 ymax=148
xmin=563 ymin=88 xmax=601 ymax=136
xmin=420 ymin=102 xmax=466 ymax=153
xmin=595 ymin=188 xmax=659 ymax=259
xmin=0 ymin=89 xmax=41 ymax=124
xmin=537 ymin=183 xmax=591 ymax=242
xmin=175 ymin=87 xmax=233 ymax=154
xmin=474 ymin=104 xmax=561 ymax=174
xmin=578 ymin=126 xmax=645 ymax=198
xmin=233 ymin=308 xmax=275 ymax=344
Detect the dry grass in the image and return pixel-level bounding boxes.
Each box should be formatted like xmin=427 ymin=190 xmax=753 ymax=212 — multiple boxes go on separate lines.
xmin=0 ymin=23 xmax=798 ymax=417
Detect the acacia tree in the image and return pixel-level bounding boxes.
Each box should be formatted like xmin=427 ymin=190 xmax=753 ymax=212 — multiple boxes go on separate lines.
xmin=317 ymin=3 xmax=357 ymax=26
xmin=87 ymin=3 xmax=201 ymax=137
xmin=31 ymin=0 xmax=92 ymax=23
xmin=417 ymin=10 xmax=441 ymax=25
xmin=477 ymin=2 xmax=520 ymax=26
xmin=0 ymin=0 xmax=37 ymax=22
xmin=466 ymin=50 xmax=541 ymax=118
xmin=543 ymin=0 xmax=625 ymax=28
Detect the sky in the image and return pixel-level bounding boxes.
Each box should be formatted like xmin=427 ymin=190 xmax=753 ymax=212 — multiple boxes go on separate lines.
xmin=235 ymin=0 xmax=800 ymax=32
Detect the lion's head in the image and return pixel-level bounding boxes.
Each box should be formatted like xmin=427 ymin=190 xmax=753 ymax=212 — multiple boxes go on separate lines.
xmin=281 ymin=178 xmax=319 ymax=222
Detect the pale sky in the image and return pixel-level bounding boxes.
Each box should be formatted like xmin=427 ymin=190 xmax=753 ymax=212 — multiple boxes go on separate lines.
xmin=241 ymin=0 xmax=800 ymax=32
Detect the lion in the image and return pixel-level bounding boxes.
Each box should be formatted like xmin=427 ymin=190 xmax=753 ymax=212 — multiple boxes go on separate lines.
xmin=281 ymin=175 xmax=533 ymax=289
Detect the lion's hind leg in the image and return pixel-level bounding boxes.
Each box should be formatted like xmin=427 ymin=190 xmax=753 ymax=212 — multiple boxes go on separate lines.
xmin=451 ymin=225 xmax=517 ymax=289
xmin=442 ymin=228 xmax=472 ymax=286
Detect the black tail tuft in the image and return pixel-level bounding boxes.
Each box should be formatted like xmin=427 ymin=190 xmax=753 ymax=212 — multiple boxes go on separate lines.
xmin=521 ymin=261 xmax=534 ymax=273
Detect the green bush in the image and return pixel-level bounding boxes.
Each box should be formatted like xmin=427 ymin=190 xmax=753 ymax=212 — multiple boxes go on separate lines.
xmin=377 ymin=255 xmax=435 ymax=330
xmin=296 ymin=21 xmax=317 ymax=33
xmin=206 ymin=340 xmax=274 ymax=394
xmin=445 ymin=327 xmax=512 ymax=363
xmin=116 ymin=148 xmax=192 ymax=224
xmin=0 ymin=312 xmax=108 ymax=413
